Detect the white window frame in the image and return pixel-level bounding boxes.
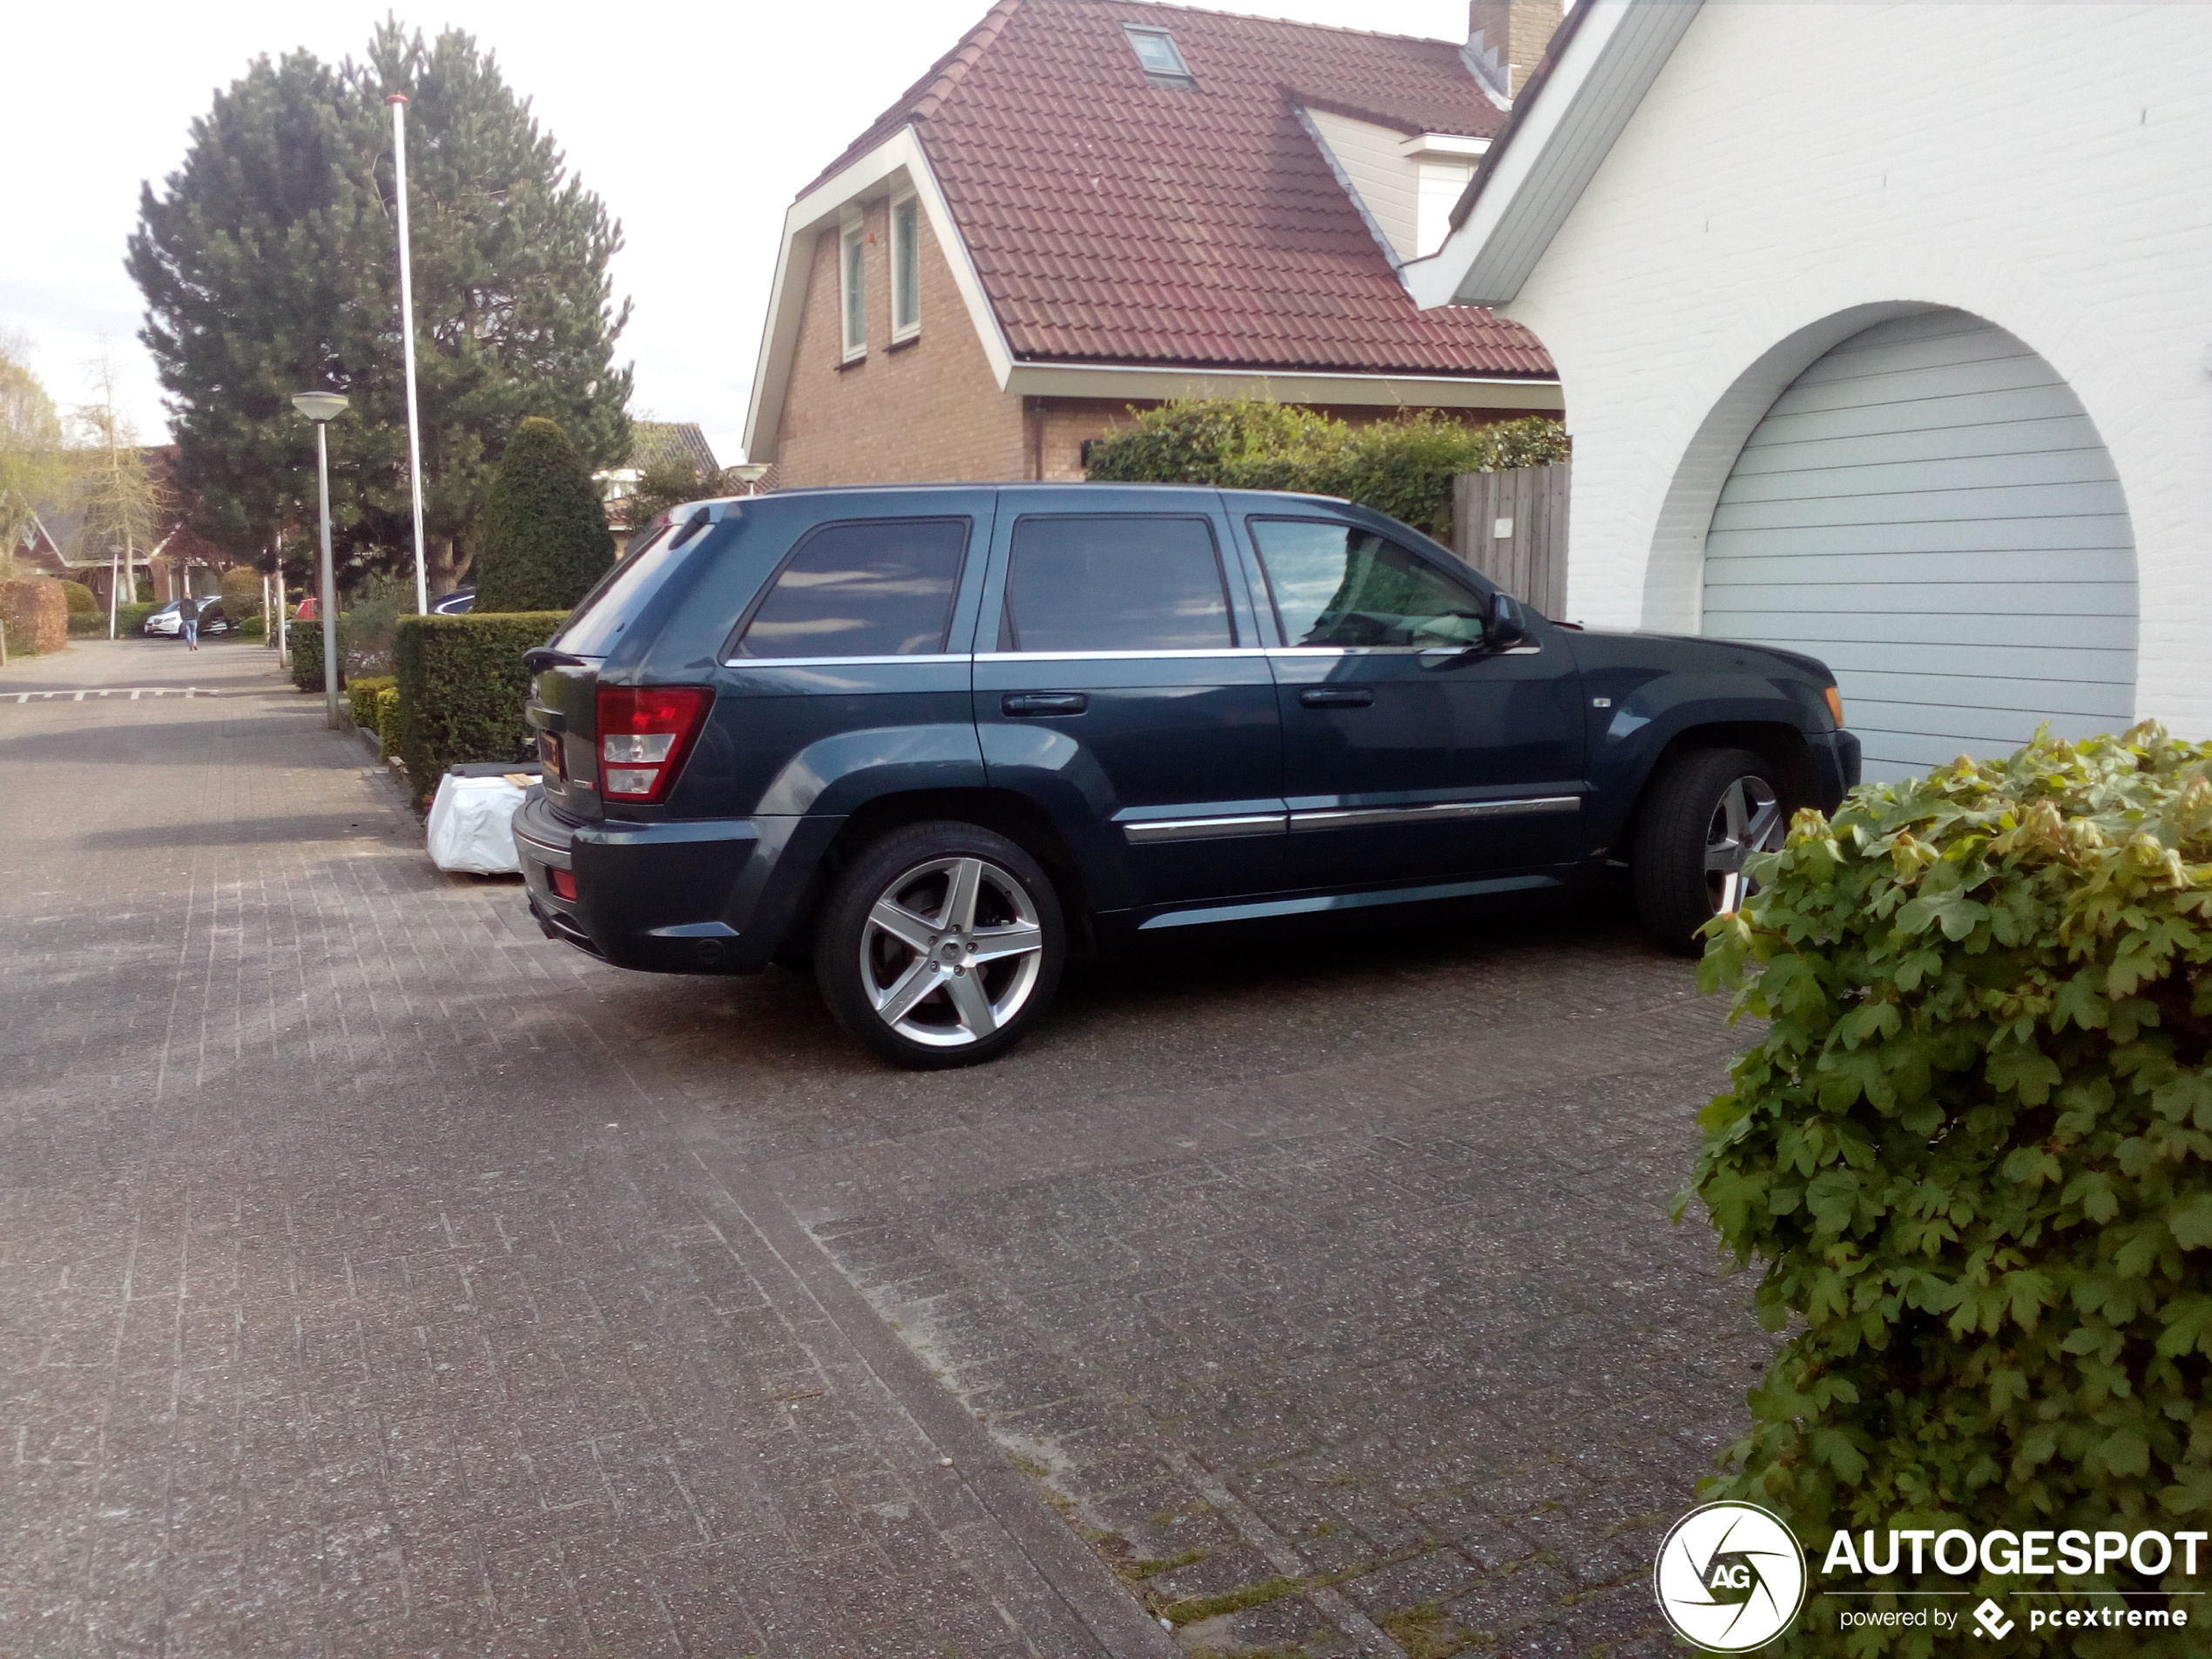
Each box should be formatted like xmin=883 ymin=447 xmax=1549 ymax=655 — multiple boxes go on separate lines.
xmin=888 ymin=189 xmax=921 ymax=343
xmin=839 ymin=205 xmax=867 ymax=361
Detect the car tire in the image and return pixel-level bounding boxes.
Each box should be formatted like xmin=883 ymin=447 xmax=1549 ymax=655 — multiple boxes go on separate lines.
xmin=1631 ymin=747 xmax=1790 ymax=956
xmin=814 ymin=820 xmax=1065 ymax=1070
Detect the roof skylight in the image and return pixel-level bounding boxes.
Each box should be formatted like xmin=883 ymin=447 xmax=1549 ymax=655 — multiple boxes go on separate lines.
xmin=1123 ymin=25 xmax=1196 ymax=87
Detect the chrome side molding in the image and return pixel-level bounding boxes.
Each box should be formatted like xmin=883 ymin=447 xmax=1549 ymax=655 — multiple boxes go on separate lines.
xmin=1288 ymin=796 xmax=1580 ymax=833
xmin=1123 ymin=812 xmax=1289 ymax=844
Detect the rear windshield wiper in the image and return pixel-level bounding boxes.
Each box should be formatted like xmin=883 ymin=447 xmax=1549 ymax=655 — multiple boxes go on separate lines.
xmin=522 ymin=645 xmax=591 ymax=671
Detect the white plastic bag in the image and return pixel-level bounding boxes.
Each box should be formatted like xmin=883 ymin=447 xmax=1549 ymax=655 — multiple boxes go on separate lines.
xmin=426 ymin=774 xmax=530 ymax=874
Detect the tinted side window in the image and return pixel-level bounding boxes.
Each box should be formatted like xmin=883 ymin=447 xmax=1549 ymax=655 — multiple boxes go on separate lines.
xmin=1249 ymin=519 xmax=1487 ymax=649
xmin=733 ymin=518 xmax=968 ymax=658
xmin=1001 ymin=516 xmax=1232 ymax=652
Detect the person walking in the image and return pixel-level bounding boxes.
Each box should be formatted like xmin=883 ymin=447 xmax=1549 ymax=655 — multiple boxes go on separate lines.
xmin=178 ymin=592 xmax=201 ymax=651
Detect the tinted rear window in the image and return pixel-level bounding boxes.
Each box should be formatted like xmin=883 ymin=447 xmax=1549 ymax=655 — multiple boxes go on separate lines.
xmin=1001 ymin=516 xmax=1231 ymax=652
xmin=732 ymin=518 xmax=968 ymax=658
xmin=554 ymin=523 xmax=686 ymax=657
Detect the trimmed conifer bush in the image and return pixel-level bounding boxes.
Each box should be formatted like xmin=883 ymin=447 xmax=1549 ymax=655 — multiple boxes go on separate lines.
xmin=394 ymin=612 xmax=566 ymax=799
xmin=1689 ymin=724 xmax=2212 ymax=1656
xmin=57 ymin=579 xmax=98 ymax=615
xmin=289 ymin=620 xmax=330 ymax=692
xmin=1082 ymin=398 xmax=1569 ymax=542
xmin=471 ymin=416 xmax=613 ymax=613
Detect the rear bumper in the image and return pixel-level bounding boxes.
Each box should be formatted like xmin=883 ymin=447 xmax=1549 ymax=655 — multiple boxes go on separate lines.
xmin=512 ymin=792 xmax=826 ymax=974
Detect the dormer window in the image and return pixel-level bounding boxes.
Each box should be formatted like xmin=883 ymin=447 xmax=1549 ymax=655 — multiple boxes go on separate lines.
xmin=1123 ymin=25 xmax=1196 ymax=88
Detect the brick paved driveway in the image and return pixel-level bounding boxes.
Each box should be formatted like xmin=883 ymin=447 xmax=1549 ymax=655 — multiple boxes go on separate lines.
xmin=0 ymin=637 xmax=1770 ymax=1658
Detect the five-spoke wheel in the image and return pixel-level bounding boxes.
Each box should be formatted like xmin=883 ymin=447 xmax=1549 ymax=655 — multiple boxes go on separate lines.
xmin=817 ymin=822 xmax=1065 ymax=1069
xmin=1633 ymin=748 xmax=1791 ymax=955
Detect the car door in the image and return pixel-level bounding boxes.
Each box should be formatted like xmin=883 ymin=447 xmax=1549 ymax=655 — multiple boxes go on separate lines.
xmin=1243 ymin=514 xmax=1586 ymax=887
xmin=974 ymin=490 xmax=1284 ymax=907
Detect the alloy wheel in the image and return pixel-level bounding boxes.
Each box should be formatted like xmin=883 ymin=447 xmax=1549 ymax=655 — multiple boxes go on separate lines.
xmin=1704 ymin=775 xmax=1784 ymax=915
xmin=859 ymin=855 xmax=1046 ymax=1048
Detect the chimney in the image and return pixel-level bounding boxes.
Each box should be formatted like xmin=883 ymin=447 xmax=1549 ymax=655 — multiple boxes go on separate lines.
xmin=1466 ymin=0 xmax=1564 ymax=101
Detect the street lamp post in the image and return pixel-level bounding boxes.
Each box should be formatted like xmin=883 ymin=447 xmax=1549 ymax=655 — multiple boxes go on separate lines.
xmin=292 ymin=390 xmax=350 ymax=730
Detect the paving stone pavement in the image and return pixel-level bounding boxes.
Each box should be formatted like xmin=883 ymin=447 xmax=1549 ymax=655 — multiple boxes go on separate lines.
xmin=1 ymin=636 xmax=1775 ymax=1659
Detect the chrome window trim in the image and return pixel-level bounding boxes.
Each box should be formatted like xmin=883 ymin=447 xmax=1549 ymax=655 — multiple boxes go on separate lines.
xmin=1122 ymin=812 xmax=1288 ymax=845
xmin=1287 ymin=795 xmax=1580 ymax=833
xmin=1265 ymin=644 xmax=1543 ymax=658
xmin=720 ymin=652 xmax=974 ymax=669
xmin=975 ymin=648 xmax=1272 ymax=663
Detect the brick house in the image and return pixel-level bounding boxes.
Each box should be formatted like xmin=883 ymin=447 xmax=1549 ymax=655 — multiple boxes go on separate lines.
xmin=744 ymin=0 xmax=1567 ymax=486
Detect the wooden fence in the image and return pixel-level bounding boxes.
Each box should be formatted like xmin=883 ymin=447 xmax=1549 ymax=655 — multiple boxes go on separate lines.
xmin=1451 ymin=460 xmax=1570 ymax=619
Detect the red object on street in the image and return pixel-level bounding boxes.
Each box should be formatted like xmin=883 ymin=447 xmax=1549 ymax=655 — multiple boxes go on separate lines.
xmin=550 ymin=867 xmax=577 ymax=901
xmin=596 ymin=685 xmax=711 ymax=804
xmin=294 ymin=596 xmax=318 ymax=620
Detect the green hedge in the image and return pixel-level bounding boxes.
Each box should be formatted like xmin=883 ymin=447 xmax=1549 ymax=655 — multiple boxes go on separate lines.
xmin=1689 ymin=723 xmax=2212 ymax=1656
xmin=395 ymin=612 xmax=566 ymax=799
xmin=289 ymin=620 xmax=333 ymax=692
xmin=57 ymin=580 xmax=98 ymax=615
xmin=374 ymin=685 xmax=402 ymax=757
xmin=67 ymin=611 xmax=111 ymax=636
xmin=115 ymin=601 xmax=161 ymax=636
xmin=347 ymin=675 xmax=396 ymax=731
xmin=1083 ymin=398 xmax=1570 ymax=542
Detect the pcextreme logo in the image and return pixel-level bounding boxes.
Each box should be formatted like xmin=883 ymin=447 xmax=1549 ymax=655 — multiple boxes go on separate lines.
xmin=1655 ymin=1501 xmax=1809 ymax=1652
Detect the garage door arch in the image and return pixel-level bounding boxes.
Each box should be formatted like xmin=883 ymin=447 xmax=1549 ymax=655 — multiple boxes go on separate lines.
xmin=1694 ymin=307 xmax=2138 ymax=784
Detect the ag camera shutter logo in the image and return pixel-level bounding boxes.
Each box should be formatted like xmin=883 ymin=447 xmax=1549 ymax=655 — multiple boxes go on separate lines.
xmin=1654 ymin=1501 xmax=1808 ymax=1651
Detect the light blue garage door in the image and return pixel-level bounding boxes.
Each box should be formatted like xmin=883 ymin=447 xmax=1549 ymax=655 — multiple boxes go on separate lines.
xmin=1702 ymin=309 xmax=2138 ymax=784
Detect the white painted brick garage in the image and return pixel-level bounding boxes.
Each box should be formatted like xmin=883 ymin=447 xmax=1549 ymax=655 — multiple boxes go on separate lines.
xmin=1420 ymin=1 xmax=2212 ymax=750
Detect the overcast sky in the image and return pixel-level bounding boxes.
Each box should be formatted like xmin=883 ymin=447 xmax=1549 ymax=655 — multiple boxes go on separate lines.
xmin=4 ymin=0 xmax=1479 ymax=467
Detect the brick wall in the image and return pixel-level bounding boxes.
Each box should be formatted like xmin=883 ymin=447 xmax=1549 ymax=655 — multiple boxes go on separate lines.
xmin=1498 ymin=2 xmax=2212 ymax=734
xmin=770 ymin=199 xmax=1026 ymax=486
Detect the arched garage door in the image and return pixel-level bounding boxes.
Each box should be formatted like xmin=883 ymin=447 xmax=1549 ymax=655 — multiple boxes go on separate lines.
xmin=1702 ymin=309 xmax=2138 ymax=784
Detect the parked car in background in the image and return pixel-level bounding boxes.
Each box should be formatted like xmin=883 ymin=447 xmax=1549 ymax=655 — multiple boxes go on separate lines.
xmin=143 ymin=600 xmax=232 ymax=638
xmin=513 ymin=486 xmax=1859 ymax=1069
xmin=431 ymin=586 xmax=475 ymax=615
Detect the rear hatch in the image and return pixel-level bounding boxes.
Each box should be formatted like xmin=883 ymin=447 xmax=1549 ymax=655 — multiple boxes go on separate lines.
xmin=526 ymin=505 xmax=729 ymax=823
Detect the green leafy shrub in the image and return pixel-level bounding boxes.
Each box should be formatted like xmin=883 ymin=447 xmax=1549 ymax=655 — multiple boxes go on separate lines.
xmin=67 ymin=610 xmax=111 ymax=636
xmin=1689 ymin=724 xmax=2212 ymax=1656
xmin=374 ymin=684 xmax=401 ymax=757
xmin=116 ymin=601 xmax=161 ymax=636
xmin=1083 ymin=398 xmax=1569 ymax=542
xmin=394 ymin=612 xmax=565 ymax=799
xmin=347 ymin=675 xmax=396 ymax=731
xmin=219 ymin=565 xmax=264 ymax=619
xmin=472 ymin=416 xmax=613 ymax=612
xmin=56 ymin=579 xmax=98 ymax=615
xmin=338 ymin=571 xmax=418 ymax=678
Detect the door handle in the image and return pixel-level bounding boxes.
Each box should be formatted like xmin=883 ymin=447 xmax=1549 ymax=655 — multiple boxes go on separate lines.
xmin=1001 ymin=692 xmax=1089 ymax=717
xmin=1298 ymin=687 xmax=1374 ymax=709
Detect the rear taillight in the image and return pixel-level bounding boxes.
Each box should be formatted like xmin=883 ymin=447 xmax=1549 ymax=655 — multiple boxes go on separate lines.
xmin=596 ymin=685 xmax=711 ymax=804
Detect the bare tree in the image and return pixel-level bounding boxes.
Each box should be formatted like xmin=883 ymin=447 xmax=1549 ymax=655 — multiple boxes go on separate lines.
xmin=71 ymin=352 xmax=169 ymax=635
xmin=0 ymin=327 xmax=68 ymax=579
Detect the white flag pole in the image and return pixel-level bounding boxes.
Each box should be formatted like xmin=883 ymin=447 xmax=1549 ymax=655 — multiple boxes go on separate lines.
xmin=390 ymin=93 xmax=429 ymax=615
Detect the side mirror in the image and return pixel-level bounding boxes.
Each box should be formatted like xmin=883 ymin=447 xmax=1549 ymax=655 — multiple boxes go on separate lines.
xmin=1487 ymin=594 xmax=1530 ymax=652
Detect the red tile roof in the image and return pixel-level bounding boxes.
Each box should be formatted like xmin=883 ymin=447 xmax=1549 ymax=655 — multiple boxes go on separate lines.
xmin=808 ymin=0 xmax=1554 ymax=380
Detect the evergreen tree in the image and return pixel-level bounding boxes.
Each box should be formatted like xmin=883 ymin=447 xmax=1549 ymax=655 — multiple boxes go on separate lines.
xmin=470 ymin=416 xmax=611 ymax=611
xmin=127 ymin=24 xmax=631 ymax=597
